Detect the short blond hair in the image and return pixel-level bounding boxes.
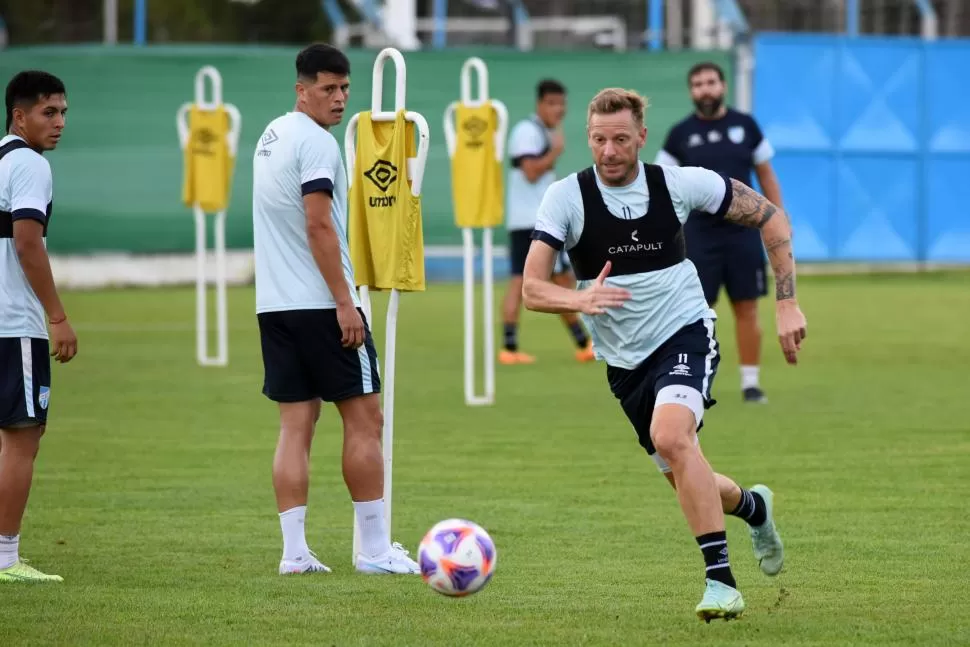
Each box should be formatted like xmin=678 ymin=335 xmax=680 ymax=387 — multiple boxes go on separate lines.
xmin=587 ymin=88 xmax=649 ymax=128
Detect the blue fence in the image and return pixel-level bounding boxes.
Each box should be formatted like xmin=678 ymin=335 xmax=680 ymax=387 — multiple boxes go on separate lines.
xmin=754 ymin=33 xmax=970 ymax=263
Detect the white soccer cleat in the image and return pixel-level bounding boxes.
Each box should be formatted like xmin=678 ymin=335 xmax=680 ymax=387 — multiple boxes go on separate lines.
xmin=279 ymin=550 xmax=332 ymax=575
xmin=355 ymin=541 xmax=421 ymax=574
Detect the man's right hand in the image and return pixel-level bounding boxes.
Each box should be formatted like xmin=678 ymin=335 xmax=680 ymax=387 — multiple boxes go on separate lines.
xmin=575 ymin=261 xmax=631 ymax=315
xmin=336 ymin=301 xmax=365 ymax=349
xmin=50 ymin=319 xmax=77 ymax=363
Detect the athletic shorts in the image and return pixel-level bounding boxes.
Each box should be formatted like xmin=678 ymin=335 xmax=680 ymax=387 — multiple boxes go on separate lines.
xmin=508 ymin=228 xmax=571 ymax=276
xmin=686 ymin=225 xmax=767 ymax=305
xmin=257 ymin=308 xmax=381 ymax=404
xmin=606 ymin=318 xmax=719 ymax=473
xmin=0 ymin=337 xmax=51 ymax=429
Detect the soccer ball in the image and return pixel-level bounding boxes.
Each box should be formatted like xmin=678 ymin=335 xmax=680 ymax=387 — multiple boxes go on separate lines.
xmin=418 ymin=518 xmax=497 ymax=597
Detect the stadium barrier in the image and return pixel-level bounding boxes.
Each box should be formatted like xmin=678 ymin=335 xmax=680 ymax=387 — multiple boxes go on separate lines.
xmin=754 ymin=33 xmax=970 ymax=264
xmin=2 ymin=41 xmax=966 ymax=288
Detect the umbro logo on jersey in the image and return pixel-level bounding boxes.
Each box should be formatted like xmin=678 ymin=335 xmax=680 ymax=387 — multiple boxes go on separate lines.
xmin=364 ymin=159 xmax=398 ymax=207
xmin=462 ymin=116 xmax=489 ymax=148
xmin=257 ymin=129 xmax=279 ymax=157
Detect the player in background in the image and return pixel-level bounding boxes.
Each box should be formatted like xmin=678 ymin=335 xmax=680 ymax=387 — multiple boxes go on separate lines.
xmin=499 ymin=79 xmax=594 ymax=365
xmin=251 ymin=44 xmax=419 ymax=576
xmin=0 ymin=70 xmax=77 ymax=584
xmin=655 ymin=62 xmax=785 ymax=404
xmin=523 ymin=88 xmax=804 ymax=620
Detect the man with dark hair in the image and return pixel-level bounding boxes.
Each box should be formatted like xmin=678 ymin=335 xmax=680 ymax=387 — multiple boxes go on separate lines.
xmin=500 ymin=78 xmax=593 ymax=365
xmin=0 ymin=70 xmax=77 ymax=584
xmin=656 ymin=61 xmax=785 ymax=404
xmin=252 ymin=43 xmax=419 ymax=576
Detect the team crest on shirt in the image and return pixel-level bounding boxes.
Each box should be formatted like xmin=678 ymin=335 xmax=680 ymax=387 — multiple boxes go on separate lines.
xmin=728 ymin=126 xmax=745 ymax=144
xmin=38 ymin=386 xmax=50 ymax=410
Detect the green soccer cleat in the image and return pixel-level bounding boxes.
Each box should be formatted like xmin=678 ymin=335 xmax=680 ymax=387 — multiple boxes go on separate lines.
xmin=0 ymin=560 xmax=63 ymax=583
xmin=695 ymin=578 xmax=745 ymax=622
xmin=749 ymin=484 xmax=784 ymax=576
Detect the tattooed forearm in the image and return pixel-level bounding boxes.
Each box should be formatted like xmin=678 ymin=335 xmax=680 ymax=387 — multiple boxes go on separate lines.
xmin=725 ymin=179 xmax=778 ymax=229
xmin=774 ymin=271 xmax=795 ymax=300
xmin=722 ymin=180 xmax=797 ymax=300
xmin=763 ymin=224 xmax=797 ymax=300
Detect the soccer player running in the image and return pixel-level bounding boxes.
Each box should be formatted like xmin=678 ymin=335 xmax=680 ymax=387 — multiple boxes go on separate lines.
xmin=500 ymin=79 xmax=594 ymax=365
xmin=523 ymin=88 xmax=805 ymax=620
xmin=252 ymin=44 xmax=418 ymax=576
xmin=655 ymin=62 xmax=786 ymax=404
xmin=0 ymin=70 xmax=76 ymax=584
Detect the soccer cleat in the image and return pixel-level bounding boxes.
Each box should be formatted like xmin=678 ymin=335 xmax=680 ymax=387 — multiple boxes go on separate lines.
xmin=695 ymin=578 xmax=745 ymax=622
xmin=498 ymin=350 xmax=536 ymax=365
xmin=575 ymin=341 xmax=595 ymax=363
xmin=748 ymin=484 xmax=784 ymax=576
xmin=356 ymin=542 xmax=421 ymax=574
xmin=0 ymin=560 xmax=63 ymax=583
xmin=279 ymin=550 xmax=332 ymax=575
xmin=742 ymin=387 xmax=768 ymax=403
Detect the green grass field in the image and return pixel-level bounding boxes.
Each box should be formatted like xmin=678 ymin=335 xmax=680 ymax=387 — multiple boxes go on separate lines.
xmin=2 ymin=273 xmax=969 ymax=646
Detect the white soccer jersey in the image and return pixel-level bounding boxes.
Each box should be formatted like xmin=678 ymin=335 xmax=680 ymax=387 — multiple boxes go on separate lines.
xmin=505 ymin=116 xmax=557 ymax=231
xmin=252 ymin=111 xmax=359 ymax=313
xmin=534 ymin=163 xmax=729 ymax=369
xmin=0 ymin=135 xmax=52 ymax=339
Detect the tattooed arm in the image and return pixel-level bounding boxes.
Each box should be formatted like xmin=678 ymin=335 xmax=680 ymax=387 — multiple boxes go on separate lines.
xmin=722 ymin=179 xmax=806 ymax=364
xmin=723 ymin=179 xmax=795 ymax=301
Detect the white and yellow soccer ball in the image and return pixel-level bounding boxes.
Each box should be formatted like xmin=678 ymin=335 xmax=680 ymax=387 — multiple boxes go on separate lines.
xmin=417 ymin=518 xmax=497 ymax=597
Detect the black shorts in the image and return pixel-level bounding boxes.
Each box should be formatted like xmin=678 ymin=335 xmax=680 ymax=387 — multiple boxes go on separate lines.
xmin=257 ymin=308 xmax=381 ymax=404
xmin=606 ymin=319 xmax=720 ymax=471
xmin=0 ymin=337 xmax=51 ymax=429
xmin=508 ymin=228 xmax=571 ymax=276
xmin=686 ymin=225 xmax=767 ymax=305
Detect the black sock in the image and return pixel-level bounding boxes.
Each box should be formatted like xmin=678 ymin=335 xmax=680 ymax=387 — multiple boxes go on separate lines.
xmin=696 ymin=531 xmax=737 ymax=589
xmin=568 ymin=321 xmax=589 ymax=348
xmin=503 ymin=323 xmax=518 ymax=352
xmin=729 ymin=488 xmax=767 ymax=527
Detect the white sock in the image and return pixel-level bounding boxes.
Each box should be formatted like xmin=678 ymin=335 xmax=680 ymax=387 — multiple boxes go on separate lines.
xmin=0 ymin=534 xmax=19 ymax=569
xmin=279 ymin=506 xmax=310 ymax=561
xmin=741 ymin=365 xmax=760 ymax=390
xmin=354 ymin=499 xmax=390 ymax=558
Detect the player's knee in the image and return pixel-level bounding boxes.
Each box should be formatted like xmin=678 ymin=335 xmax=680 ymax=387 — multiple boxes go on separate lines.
xmin=651 ymin=426 xmax=692 ymax=462
xmin=650 ymin=406 xmax=697 ymax=463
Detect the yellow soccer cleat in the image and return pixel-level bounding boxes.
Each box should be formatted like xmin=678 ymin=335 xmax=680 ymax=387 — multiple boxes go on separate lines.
xmin=0 ymin=560 xmax=64 ymax=583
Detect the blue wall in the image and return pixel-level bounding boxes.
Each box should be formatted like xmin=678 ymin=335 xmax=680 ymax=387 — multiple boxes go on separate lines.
xmin=754 ymin=34 xmax=970 ymax=263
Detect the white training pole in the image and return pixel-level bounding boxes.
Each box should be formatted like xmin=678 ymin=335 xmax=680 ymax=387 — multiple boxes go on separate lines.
xmin=443 ymin=57 xmax=507 ymax=407
xmin=345 ymin=48 xmax=430 ymax=565
xmin=176 ymin=66 xmax=240 ymax=367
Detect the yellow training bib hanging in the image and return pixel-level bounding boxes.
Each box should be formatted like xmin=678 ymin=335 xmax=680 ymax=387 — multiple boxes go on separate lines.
xmin=451 ymin=102 xmax=503 ymax=229
xmin=349 ymin=109 xmax=426 ymax=292
xmin=181 ymin=105 xmax=235 ymax=213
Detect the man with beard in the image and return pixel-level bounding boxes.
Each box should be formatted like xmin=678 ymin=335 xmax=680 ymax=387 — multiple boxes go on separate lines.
xmin=655 ymin=62 xmax=784 ymax=404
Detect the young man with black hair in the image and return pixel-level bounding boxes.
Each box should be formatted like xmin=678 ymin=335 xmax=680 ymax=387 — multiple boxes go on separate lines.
xmin=500 ymin=79 xmax=594 ymax=365
xmin=252 ymin=43 xmax=419 ymax=576
xmin=0 ymin=69 xmax=76 ymax=584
